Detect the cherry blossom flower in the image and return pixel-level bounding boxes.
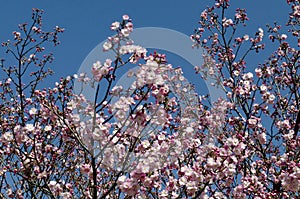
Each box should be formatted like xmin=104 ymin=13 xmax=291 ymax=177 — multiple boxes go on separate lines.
xmin=1 ymin=5 xmax=300 ymax=199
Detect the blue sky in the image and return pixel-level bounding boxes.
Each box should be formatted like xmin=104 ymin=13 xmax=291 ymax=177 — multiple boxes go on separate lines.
xmin=0 ymin=0 xmax=291 ymax=96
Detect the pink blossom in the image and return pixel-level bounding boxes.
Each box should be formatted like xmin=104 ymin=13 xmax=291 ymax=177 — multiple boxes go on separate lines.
xmin=281 ymin=34 xmax=288 ymax=40
xmin=122 ymin=14 xmax=130 ymax=20
xmin=223 ymin=18 xmax=234 ymax=27
xmin=121 ymin=28 xmax=131 ymax=37
xmin=80 ymin=163 xmax=91 ymax=174
xmin=110 ymin=21 xmax=120 ymax=30
xmin=103 ymin=41 xmax=112 ymax=51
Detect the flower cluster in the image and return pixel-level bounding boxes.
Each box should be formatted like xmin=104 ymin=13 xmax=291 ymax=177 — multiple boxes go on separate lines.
xmin=1 ymin=2 xmax=300 ymax=198
xmin=91 ymin=59 xmax=112 ymax=81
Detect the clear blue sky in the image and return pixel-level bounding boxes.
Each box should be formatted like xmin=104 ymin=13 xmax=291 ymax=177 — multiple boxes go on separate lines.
xmin=0 ymin=0 xmax=291 ymax=95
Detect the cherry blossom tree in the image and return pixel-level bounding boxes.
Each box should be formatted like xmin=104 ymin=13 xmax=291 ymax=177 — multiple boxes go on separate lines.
xmin=0 ymin=0 xmax=299 ymax=198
